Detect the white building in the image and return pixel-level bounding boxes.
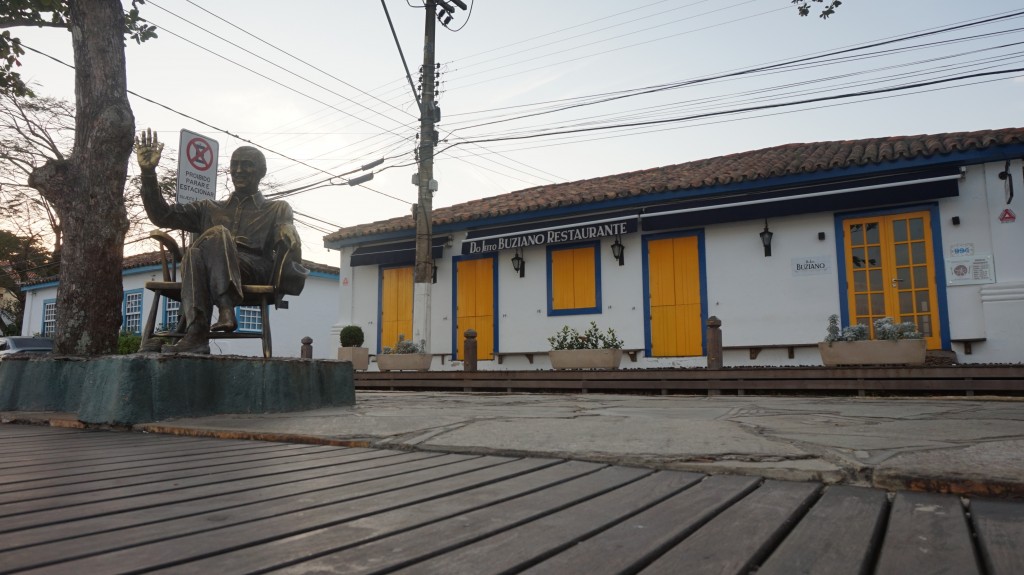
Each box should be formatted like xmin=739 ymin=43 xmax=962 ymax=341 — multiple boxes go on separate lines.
xmin=325 ymin=127 xmax=1024 ymax=370
xmin=20 ymin=252 xmax=340 ymax=359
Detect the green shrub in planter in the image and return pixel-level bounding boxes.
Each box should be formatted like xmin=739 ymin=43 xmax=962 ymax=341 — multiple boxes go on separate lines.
xmin=339 ymin=325 xmax=365 ymax=348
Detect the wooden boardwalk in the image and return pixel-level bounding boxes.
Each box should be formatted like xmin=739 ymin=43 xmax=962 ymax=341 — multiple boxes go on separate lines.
xmin=1 ymin=425 xmax=1022 ymax=574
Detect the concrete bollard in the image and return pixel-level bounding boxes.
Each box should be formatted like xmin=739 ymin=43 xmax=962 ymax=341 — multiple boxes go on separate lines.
xmin=706 ymin=316 xmax=723 ymax=370
xmin=300 ymin=336 xmax=313 ymax=359
xmin=463 ymin=329 xmax=478 ymax=372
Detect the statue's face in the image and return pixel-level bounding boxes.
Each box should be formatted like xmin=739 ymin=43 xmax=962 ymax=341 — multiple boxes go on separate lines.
xmin=230 ymin=149 xmax=265 ymax=195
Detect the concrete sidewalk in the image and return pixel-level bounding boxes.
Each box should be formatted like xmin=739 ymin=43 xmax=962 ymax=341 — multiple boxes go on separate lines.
xmin=6 ymin=391 xmax=1024 ymax=496
xmin=103 ymin=391 xmax=1024 ymax=498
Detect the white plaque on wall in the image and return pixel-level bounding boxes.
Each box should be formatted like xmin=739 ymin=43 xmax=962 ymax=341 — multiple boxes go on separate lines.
xmin=947 ymin=255 xmax=995 ymax=285
xmin=791 ymin=256 xmax=832 ymax=276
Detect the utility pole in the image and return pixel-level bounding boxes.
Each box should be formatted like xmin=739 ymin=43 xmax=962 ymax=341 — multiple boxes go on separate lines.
xmin=411 ymin=0 xmax=437 ymax=353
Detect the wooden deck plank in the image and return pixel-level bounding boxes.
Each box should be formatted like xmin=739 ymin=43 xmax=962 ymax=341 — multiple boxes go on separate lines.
xmin=638 ymin=480 xmax=821 ymax=575
xmin=158 ymin=462 xmax=642 ymax=575
xmin=0 ymin=448 xmax=443 ymax=535
xmin=969 ymin=498 xmax=1024 ymax=575
xmin=4 ymin=425 xmax=1024 ymax=573
xmin=0 ymin=444 xmax=327 ymax=503
xmin=0 ymin=446 xmax=391 ymax=519
xmin=377 ymin=470 xmax=702 ymax=575
xmin=0 ymin=437 xmax=293 ymax=481
xmin=522 ymin=474 xmax=761 ymax=575
xmin=23 ymin=456 xmax=555 ymax=574
xmin=756 ymin=485 xmax=889 ymax=575
xmin=0 ymin=452 xmax=482 ymax=569
xmin=0 ymin=453 xmax=497 ymax=572
xmin=874 ymin=492 xmax=981 ymax=575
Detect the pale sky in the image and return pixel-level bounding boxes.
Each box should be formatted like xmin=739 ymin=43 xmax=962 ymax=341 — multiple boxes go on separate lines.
xmin=12 ymin=0 xmax=1024 ymax=264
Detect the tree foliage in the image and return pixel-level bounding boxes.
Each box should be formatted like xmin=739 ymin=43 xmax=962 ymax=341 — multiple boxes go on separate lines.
xmin=792 ymin=0 xmax=843 ymax=19
xmin=0 ymin=0 xmax=156 ymax=97
xmin=0 ymin=229 xmax=55 ymax=335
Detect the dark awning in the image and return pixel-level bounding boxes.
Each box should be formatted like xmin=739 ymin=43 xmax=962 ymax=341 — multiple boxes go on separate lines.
xmin=350 ymin=236 xmax=449 ymax=267
xmin=462 ymin=214 xmax=639 ymax=255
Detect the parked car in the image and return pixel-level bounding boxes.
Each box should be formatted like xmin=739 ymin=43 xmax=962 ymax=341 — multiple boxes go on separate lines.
xmin=0 ymin=336 xmax=54 ymax=358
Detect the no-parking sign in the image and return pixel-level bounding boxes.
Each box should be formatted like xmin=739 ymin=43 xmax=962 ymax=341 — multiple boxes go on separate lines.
xmin=176 ymin=129 xmax=219 ymax=204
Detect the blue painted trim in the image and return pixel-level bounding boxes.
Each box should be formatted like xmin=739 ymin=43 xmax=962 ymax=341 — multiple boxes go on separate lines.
xmin=121 ymin=288 xmax=145 ymax=334
xmin=235 ymin=305 xmax=264 ymax=333
xmin=161 ymin=297 xmax=181 ymax=332
xmin=308 ymin=270 xmax=339 ymax=280
xmin=546 ymin=241 xmax=602 ymax=316
xmin=833 ymin=202 xmax=950 ymax=349
xmin=328 ymin=146 xmax=1024 ymax=247
xmin=640 ymin=229 xmax=707 ymax=358
xmin=41 ymin=298 xmax=56 ymax=336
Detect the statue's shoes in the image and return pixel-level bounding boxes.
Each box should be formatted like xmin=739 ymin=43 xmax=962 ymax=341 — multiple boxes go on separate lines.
xmin=162 ymin=338 xmax=211 ymax=354
xmin=211 ymin=309 xmax=237 ymax=332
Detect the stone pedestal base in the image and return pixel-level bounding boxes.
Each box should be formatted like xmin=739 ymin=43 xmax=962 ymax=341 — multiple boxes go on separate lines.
xmin=0 ymin=354 xmax=354 ymax=425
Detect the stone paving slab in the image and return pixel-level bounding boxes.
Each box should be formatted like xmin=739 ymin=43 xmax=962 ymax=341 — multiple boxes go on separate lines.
xmin=8 ymin=391 xmax=1024 ymax=496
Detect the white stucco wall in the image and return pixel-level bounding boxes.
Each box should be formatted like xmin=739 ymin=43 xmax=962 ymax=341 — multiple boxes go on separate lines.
xmin=334 ymin=159 xmax=1024 ymax=368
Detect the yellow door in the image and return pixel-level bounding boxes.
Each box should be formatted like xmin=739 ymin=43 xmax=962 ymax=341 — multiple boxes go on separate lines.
xmin=647 ymin=235 xmax=703 ymax=357
xmin=456 ymin=257 xmax=494 ymax=360
xmin=843 ymin=210 xmax=941 ymax=349
xmin=380 ymin=266 xmax=413 ymax=350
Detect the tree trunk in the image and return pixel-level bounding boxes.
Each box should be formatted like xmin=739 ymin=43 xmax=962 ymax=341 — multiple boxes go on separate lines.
xmin=28 ymin=0 xmax=133 ymax=355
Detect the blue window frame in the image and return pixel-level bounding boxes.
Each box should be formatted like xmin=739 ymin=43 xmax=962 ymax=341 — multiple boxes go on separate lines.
xmin=41 ymin=299 xmax=56 ymax=337
xmin=163 ymin=298 xmax=181 ymax=332
xmin=122 ymin=289 xmax=144 ymax=334
xmin=236 ymin=306 xmax=262 ymax=333
xmin=546 ymin=241 xmax=602 ymax=316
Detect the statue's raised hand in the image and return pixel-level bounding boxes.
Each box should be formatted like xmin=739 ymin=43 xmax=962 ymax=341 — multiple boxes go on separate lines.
xmin=135 ymin=128 xmax=164 ymax=171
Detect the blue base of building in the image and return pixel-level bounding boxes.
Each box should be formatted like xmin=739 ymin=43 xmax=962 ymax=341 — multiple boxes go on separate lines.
xmin=0 ymin=354 xmax=355 ymax=425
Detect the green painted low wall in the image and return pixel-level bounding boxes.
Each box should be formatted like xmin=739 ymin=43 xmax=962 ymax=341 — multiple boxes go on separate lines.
xmin=0 ymin=354 xmax=354 ymax=425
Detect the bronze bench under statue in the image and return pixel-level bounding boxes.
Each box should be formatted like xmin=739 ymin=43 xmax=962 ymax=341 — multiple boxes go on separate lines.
xmin=135 ymin=129 xmax=308 ymax=357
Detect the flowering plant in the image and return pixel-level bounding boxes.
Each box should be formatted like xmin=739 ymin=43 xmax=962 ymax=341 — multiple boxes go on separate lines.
xmin=824 ymin=314 xmax=921 ymax=343
xmin=548 ymin=321 xmax=624 ymax=350
xmin=381 ymin=334 xmax=424 ymax=354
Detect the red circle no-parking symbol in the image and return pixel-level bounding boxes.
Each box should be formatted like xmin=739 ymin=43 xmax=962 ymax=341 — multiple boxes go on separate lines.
xmin=186 ymin=137 xmax=214 ymax=171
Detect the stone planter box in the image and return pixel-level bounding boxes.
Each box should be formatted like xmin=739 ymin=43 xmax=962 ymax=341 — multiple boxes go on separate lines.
xmin=818 ymin=339 xmax=927 ymax=367
xmin=376 ymin=353 xmax=432 ymax=372
xmin=337 ymin=346 xmax=369 ymax=371
xmin=549 ymin=348 xmax=624 ymax=370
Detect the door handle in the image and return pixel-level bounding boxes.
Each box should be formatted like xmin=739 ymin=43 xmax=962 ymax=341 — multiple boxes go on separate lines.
xmin=890 ymin=278 xmax=904 ymax=287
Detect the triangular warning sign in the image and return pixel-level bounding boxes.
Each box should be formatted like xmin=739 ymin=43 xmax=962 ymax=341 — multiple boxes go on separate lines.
xmin=998 ymin=208 xmax=1016 ymax=223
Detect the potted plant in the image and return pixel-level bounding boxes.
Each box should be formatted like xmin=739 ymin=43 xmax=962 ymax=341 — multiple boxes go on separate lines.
xmin=376 ymin=334 xmax=432 ymax=372
xmin=337 ymin=325 xmax=369 ymax=370
xmin=818 ymin=314 xmax=926 ymax=366
xmin=548 ymin=321 xmax=624 ymax=369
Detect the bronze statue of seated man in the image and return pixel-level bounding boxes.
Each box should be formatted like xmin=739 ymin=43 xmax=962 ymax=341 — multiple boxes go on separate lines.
xmin=135 ymin=129 xmax=304 ymax=354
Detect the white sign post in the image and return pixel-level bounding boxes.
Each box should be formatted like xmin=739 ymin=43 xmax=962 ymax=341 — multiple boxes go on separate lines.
xmin=176 ymin=129 xmax=219 ymax=204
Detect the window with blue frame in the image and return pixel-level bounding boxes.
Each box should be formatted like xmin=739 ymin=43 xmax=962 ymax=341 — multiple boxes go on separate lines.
xmin=42 ymin=299 xmax=56 ymax=337
xmin=122 ymin=290 xmax=144 ymax=334
xmin=547 ymin=242 xmax=601 ymax=316
xmin=237 ymin=306 xmax=262 ymax=333
xmin=163 ymin=299 xmax=180 ymax=332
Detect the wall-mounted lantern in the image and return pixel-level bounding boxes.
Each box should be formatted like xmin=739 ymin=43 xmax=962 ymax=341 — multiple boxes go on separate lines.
xmin=511 ymin=248 xmax=525 ymax=278
xmin=760 ymin=219 xmax=773 ymax=257
xmin=610 ymin=235 xmax=625 ymax=266
xmin=998 ymin=160 xmax=1015 ymax=204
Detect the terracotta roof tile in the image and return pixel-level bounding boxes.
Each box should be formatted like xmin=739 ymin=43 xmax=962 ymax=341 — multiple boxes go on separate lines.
xmin=325 ymin=127 xmax=1024 ymax=243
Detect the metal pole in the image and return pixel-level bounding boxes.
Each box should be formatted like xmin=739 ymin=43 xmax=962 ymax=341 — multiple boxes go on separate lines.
xmin=412 ymin=0 xmax=437 ymax=354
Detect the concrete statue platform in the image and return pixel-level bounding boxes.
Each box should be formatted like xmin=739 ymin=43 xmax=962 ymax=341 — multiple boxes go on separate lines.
xmin=0 ymin=354 xmax=354 ymax=425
